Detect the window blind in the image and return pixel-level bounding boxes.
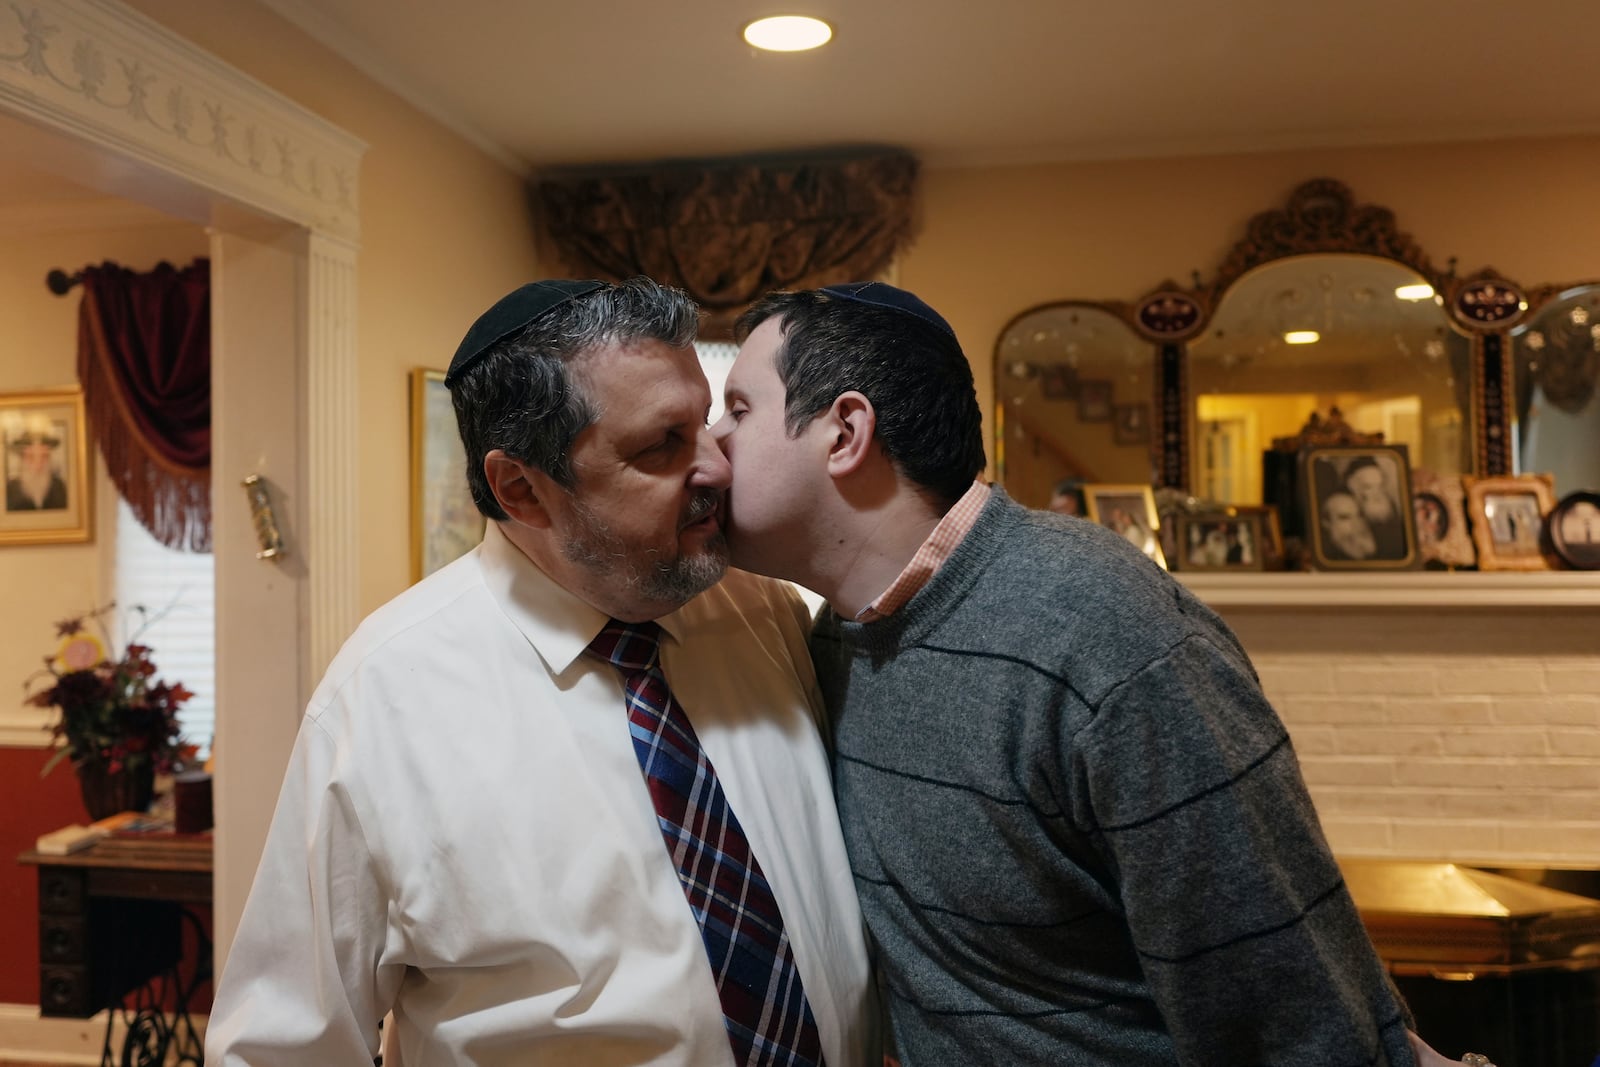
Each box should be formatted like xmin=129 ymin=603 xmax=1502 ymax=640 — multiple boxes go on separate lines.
xmin=113 ymin=497 xmax=215 ymax=758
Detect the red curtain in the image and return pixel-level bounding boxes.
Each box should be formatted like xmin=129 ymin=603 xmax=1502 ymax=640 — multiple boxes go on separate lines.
xmin=77 ymin=259 xmax=211 ymax=552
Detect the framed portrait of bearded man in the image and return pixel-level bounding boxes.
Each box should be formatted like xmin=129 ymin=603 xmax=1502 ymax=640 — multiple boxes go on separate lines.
xmin=0 ymin=388 xmax=92 ymax=546
xmin=1302 ymin=445 xmax=1418 ymax=571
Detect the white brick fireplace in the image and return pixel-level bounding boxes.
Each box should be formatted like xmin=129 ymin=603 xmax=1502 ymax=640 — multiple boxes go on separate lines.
xmin=1181 ymin=572 xmax=1600 ymax=867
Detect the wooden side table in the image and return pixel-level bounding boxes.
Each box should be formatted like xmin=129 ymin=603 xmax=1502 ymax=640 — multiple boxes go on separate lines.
xmin=20 ymin=835 xmax=212 ymax=1066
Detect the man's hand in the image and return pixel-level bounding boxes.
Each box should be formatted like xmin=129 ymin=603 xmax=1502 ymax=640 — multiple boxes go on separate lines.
xmin=1407 ymin=1029 xmax=1489 ymax=1066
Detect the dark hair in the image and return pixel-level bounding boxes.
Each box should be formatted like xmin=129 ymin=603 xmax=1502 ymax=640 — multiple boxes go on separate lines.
xmin=450 ymin=277 xmax=699 ymax=520
xmin=735 ymin=290 xmax=986 ymax=507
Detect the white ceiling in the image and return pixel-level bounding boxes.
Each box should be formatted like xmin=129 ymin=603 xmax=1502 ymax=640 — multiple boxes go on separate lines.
xmin=259 ymin=0 xmax=1600 ymax=173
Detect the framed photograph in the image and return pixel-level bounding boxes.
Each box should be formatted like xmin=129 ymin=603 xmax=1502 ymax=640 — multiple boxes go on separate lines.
xmin=1549 ymin=490 xmax=1600 ymax=570
xmin=1112 ymin=403 xmax=1150 ymax=445
xmin=1463 ymin=473 xmax=1556 ymax=572
xmin=1302 ymin=445 xmax=1417 ymax=570
xmin=1410 ymin=470 xmax=1476 ymax=569
xmin=0 ymin=388 xmax=92 ymax=546
xmin=1084 ymin=483 xmax=1166 ymax=568
xmin=1077 ymin=380 xmax=1112 ymax=422
xmin=411 ymin=369 xmax=485 ymax=582
xmin=1039 ymin=364 xmax=1078 ymax=401
xmin=1176 ymin=512 xmax=1267 ymax=572
xmin=1223 ymin=504 xmax=1285 ymax=570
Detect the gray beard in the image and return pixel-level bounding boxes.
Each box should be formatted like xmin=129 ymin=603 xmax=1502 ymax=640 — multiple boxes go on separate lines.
xmin=561 ymin=493 xmax=728 ymax=606
xmin=15 ymin=467 xmax=55 ymax=506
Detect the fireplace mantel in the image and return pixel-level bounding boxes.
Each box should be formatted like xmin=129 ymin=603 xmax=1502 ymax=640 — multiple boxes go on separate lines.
xmin=1178 ymin=571 xmax=1600 ymax=609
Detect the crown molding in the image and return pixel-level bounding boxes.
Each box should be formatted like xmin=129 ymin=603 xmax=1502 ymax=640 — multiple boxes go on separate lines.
xmin=254 ymin=0 xmax=527 ymax=176
xmin=0 ymin=0 xmax=367 ymax=242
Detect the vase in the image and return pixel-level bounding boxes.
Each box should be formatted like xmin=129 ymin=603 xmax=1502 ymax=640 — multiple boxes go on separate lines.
xmin=75 ymin=760 xmax=156 ymax=822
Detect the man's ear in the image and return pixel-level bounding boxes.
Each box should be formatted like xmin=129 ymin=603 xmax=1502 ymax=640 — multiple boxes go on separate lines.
xmin=483 ymin=449 xmax=555 ymax=529
xmin=824 ymin=391 xmax=878 ymax=479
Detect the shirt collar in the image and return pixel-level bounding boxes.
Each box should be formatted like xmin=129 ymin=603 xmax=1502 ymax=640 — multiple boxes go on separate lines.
xmin=856 ymin=479 xmax=991 ymax=622
xmin=476 ymin=521 xmax=690 ymax=675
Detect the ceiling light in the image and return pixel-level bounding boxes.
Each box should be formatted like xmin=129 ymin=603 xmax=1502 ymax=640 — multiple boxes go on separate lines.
xmin=1283 ymin=331 xmax=1320 ymax=345
xmin=743 ymin=15 xmax=833 ymax=52
xmin=1394 ymin=284 xmax=1434 ymax=301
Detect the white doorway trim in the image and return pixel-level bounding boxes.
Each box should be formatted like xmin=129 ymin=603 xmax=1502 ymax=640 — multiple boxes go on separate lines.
xmin=1 ymin=0 xmax=365 ymax=967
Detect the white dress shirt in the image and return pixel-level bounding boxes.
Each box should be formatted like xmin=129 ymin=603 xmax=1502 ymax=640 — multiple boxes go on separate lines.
xmin=206 ymin=522 xmax=875 ymax=1066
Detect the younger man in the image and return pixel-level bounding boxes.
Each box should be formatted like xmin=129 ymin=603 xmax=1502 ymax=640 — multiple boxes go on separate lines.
xmin=712 ymin=282 xmax=1467 ymax=1066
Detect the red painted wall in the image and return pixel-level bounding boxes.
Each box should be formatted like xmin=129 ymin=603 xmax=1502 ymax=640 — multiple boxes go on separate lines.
xmin=0 ymin=746 xmax=213 ymax=1013
xmin=0 ymin=745 xmax=91 ymax=1004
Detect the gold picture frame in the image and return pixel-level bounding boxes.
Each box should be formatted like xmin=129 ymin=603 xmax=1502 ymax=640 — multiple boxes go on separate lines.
xmin=0 ymin=388 xmax=93 ymax=546
xmin=1463 ymin=473 xmax=1556 ymax=572
xmin=1084 ymin=483 xmax=1166 ymax=568
xmin=410 ymin=369 xmax=485 ymax=582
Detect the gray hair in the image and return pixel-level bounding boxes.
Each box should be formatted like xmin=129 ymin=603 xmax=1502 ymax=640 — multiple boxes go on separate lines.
xmin=450 ymin=277 xmax=699 ymax=520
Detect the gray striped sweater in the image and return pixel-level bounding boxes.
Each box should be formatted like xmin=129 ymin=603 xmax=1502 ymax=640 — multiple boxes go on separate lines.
xmin=811 ymin=488 xmax=1413 ymax=1066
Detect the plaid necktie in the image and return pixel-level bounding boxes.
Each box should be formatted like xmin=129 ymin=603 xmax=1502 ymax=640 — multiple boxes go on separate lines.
xmin=588 ymin=619 xmax=825 ymax=1067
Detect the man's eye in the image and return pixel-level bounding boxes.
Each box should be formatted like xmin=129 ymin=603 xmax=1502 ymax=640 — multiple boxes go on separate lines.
xmin=729 ymin=407 xmax=748 ymax=423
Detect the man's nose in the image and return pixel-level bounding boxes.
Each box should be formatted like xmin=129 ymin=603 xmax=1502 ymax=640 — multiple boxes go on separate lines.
xmin=710 ymin=412 xmax=732 ymax=449
xmin=691 ymin=426 xmax=731 ymax=489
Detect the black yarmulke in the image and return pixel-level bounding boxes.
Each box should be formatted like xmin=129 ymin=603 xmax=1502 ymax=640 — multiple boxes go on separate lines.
xmin=444 ymin=279 xmax=608 ymax=386
xmin=821 ymin=281 xmax=956 ymax=340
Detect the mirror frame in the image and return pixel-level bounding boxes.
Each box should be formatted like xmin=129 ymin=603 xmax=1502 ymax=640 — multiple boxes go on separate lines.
xmin=995 ymin=179 xmax=1573 ymax=494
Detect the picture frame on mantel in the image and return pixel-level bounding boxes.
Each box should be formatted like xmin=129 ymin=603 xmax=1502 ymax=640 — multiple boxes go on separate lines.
xmin=1084 ymin=483 xmax=1166 ymax=569
xmin=1176 ymin=511 xmax=1266 ymax=572
xmin=0 ymin=388 xmax=93 ymax=546
xmin=1302 ymin=445 xmax=1417 ymax=571
xmin=1548 ymin=490 xmax=1600 ymax=570
xmin=1464 ymin=473 xmax=1556 ymax=572
xmin=410 ymin=369 xmax=485 ymax=582
xmin=1410 ymin=469 xmax=1476 ymax=570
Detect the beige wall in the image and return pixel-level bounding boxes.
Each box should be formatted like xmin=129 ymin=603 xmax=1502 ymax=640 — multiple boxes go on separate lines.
xmin=124 ymin=0 xmax=541 ymax=615
xmin=0 ymin=222 xmax=209 ymax=723
xmin=899 ymin=135 xmax=1600 ymax=473
xmin=13 ymin=4 xmax=1600 ymax=651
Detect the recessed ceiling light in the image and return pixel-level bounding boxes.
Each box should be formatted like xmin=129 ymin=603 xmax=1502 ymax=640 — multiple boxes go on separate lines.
xmin=743 ymin=15 xmax=833 ymax=52
xmin=1394 ymin=284 xmax=1434 ymax=301
xmin=1283 ymin=330 xmax=1320 ymax=345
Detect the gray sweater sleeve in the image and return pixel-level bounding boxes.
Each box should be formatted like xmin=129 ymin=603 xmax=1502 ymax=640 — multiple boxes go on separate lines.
xmin=1071 ymin=630 xmax=1414 ymax=1065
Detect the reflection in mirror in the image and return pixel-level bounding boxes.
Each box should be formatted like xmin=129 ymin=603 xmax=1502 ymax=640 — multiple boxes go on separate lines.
xmin=995 ymin=303 xmax=1153 ymax=509
xmin=1187 ymin=254 xmax=1472 ymax=504
xmin=1514 ymin=284 xmax=1600 ymax=496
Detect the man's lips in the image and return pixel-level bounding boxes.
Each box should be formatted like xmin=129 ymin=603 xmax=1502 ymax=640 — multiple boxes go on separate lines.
xmin=681 ymin=497 xmax=723 ymax=532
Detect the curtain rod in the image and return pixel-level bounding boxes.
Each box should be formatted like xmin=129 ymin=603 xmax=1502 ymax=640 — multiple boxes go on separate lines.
xmin=46 ymin=268 xmax=84 ymax=296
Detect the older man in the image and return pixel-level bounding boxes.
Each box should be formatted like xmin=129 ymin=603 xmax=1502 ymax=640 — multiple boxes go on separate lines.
xmin=5 ymin=421 xmax=68 ymax=510
xmin=207 ymin=279 xmax=874 ymax=1067
xmin=1321 ymin=488 xmax=1379 ymax=561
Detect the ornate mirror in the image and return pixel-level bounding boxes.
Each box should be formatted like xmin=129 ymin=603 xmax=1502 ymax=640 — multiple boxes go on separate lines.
xmin=993 ymin=180 xmax=1537 ymax=521
xmin=1187 ymin=253 xmax=1472 ymax=505
xmin=994 ymin=302 xmax=1154 ymax=509
xmin=1514 ymin=283 xmax=1600 ymax=495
